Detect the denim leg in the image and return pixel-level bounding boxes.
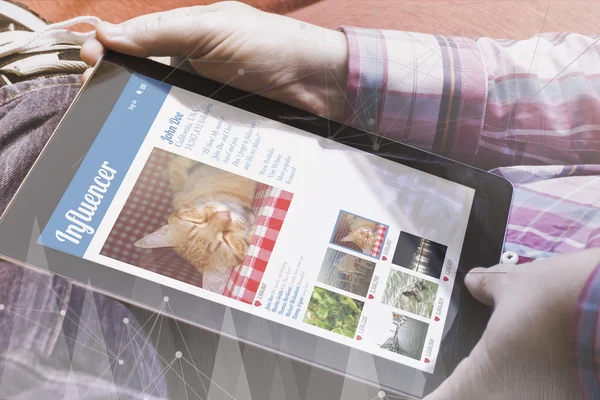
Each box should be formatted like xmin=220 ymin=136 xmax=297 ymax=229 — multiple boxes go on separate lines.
xmin=0 ymin=75 xmax=168 ymax=399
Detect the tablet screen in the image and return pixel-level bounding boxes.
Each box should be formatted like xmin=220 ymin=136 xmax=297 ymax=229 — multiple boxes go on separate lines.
xmin=38 ymin=70 xmax=475 ymax=374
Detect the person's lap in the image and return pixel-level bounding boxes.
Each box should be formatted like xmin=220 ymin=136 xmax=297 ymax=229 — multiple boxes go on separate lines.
xmin=0 ymin=74 xmax=168 ymax=400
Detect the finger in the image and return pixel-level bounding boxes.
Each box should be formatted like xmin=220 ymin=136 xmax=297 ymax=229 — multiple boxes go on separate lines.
xmin=95 ymin=7 xmax=215 ymax=58
xmin=464 ymin=265 xmax=508 ymax=306
xmin=80 ymin=37 xmax=105 ymax=67
xmin=80 ymin=68 xmax=94 ymax=84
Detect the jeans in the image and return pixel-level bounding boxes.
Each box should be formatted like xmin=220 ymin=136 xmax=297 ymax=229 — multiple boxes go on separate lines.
xmin=0 ymin=74 xmax=168 ymax=399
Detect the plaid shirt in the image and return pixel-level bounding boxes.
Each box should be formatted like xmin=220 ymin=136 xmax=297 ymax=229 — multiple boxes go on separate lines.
xmin=340 ymin=27 xmax=600 ymax=398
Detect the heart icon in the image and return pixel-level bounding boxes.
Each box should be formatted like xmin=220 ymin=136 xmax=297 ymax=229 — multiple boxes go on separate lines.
xmin=434 ymin=316 xmax=440 ymax=321
xmin=254 ymin=300 xmax=262 ymax=307
xmin=424 ymin=358 xmax=430 ymax=364
xmin=443 ymin=276 xmax=449 ymax=282
xmin=356 ymin=335 xmax=363 ymax=341
xmin=382 ymin=256 xmax=388 ymax=261
xmin=368 ymin=294 xmax=374 ymax=299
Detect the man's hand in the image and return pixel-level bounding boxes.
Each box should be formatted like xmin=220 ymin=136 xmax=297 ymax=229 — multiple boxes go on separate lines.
xmin=81 ymin=1 xmax=349 ymax=120
xmin=426 ymin=248 xmax=600 ymax=400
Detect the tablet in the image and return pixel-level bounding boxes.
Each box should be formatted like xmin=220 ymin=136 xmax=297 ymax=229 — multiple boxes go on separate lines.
xmin=0 ymin=51 xmax=512 ymax=399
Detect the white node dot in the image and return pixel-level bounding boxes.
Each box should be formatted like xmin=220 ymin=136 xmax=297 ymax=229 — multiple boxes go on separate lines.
xmin=0 ymin=304 xmax=4 ymax=311
xmin=372 ymin=142 xmax=380 ymax=151
xmin=175 ymin=351 xmax=183 ymax=359
xmin=59 ymin=310 xmax=66 ymax=316
xmin=118 ymin=359 xmax=124 ymax=365
xmin=123 ymin=317 xmax=129 ymax=324
xmin=378 ymin=391 xmax=386 ymax=398
xmin=368 ymin=118 xmax=376 ymax=125
xmin=163 ymin=296 xmax=169 ymax=302
xmin=237 ymin=68 xmax=245 ymax=76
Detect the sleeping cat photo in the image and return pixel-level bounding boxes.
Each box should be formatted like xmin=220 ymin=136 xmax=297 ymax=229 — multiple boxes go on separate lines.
xmin=134 ymin=156 xmax=259 ymax=294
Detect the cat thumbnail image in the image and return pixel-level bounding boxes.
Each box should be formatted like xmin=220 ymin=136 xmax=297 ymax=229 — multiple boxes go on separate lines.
xmin=381 ymin=269 xmax=438 ymax=318
xmin=100 ymin=148 xmax=288 ymax=296
xmin=392 ymin=232 xmax=448 ymax=279
xmin=304 ymin=286 xmax=365 ymax=339
xmin=377 ymin=312 xmax=429 ymax=360
xmin=317 ymin=248 xmax=376 ymax=298
xmin=330 ymin=211 xmax=388 ymax=258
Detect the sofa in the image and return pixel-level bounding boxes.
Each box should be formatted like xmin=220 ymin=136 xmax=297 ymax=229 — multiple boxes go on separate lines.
xmin=18 ymin=0 xmax=600 ymax=39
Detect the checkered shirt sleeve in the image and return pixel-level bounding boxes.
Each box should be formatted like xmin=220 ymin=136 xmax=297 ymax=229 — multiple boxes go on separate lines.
xmin=339 ymin=26 xmax=600 ymax=399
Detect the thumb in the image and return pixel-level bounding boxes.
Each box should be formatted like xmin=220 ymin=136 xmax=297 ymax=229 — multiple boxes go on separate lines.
xmin=96 ymin=7 xmax=210 ymax=58
xmin=464 ymin=266 xmax=507 ymax=306
xmin=424 ymin=357 xmax=474 ymax=400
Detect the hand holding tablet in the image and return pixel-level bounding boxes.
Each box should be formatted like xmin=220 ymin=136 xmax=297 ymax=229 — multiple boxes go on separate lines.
xmin=81 ymin=2 xmax=349 ymax=121
xmin=425 ymin=249 xmax=600 ymax=400
xmin=0 ymin=50 xmax=512 ymax=398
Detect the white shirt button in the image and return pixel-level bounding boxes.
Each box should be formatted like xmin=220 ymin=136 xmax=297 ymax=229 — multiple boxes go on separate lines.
xmin=501 ymin=251 xmax=519 ymax=264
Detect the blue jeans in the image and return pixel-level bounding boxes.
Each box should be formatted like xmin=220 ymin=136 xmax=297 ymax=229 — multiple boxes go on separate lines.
xmin=0 ymin=74 xmax=168 ymax=399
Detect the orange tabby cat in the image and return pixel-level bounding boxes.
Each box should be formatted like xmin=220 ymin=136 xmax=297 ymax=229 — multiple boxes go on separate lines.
xmin=340 ymin=214 xmax=377 ymax=255
xmin=134 ymin=156 xmax=258 ymax=294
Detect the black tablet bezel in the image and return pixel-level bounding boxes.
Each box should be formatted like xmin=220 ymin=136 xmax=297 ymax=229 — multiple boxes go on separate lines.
xmin=0 ymin=51 xmax=513 ymax=399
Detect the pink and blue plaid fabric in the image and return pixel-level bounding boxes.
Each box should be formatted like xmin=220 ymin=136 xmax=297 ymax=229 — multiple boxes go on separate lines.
xmin=340 ymin=26 xmax=600 ymax=398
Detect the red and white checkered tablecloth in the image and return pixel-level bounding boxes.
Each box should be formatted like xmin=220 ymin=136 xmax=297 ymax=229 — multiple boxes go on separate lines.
xmin=370 ymin=224 xmax=388 ymax=258
xmin=101 ymin=148 xmax=293 ymax=303
xmin=223 ymin=185 xmax=293 ymax=304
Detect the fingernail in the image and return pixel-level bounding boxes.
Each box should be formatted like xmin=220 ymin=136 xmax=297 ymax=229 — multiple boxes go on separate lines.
xmin=464 ymin=268 xmax=483 ymax=286
xmin=99 ymin=22 xmax=121 ymax=37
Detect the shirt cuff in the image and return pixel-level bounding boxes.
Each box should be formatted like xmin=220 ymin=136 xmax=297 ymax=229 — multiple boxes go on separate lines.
xmin=574 ymin=262 xmax=600 ymax=399
xmin=338 ymin=26 xmax=487 ymax=165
